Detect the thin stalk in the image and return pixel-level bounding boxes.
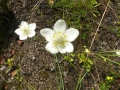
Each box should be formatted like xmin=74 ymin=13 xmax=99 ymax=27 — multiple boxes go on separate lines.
xmin=75 ymin=71 xmax=87 ymax=90
xmin=68 ymin=60 xmax=78 ymax=71
xmin=27 ymin=82 xmax=36 ymax=90
xmin=21 ymin=76 xmax=36 ymax=90
xmin=54 ymin=54 xmax=64 ymax=90
xmin=89 ymin=0 xmax=110 ymax=51
xmin=98 ymin=54 xmax=120 ymax=57
xmin=98 ymin=54 xmax=120 ymax=66
xmin=99 ymin=50 xmax=120 ymax=53
xmin=0 ymin=74 xmax=11 ymax=83
xmin=61 ymin=54 xmax=78 ymax=71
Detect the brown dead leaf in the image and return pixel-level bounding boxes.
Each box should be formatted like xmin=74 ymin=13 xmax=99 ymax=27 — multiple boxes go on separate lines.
xmin=0 ymin=54 xmax=6 ymax=64
xmin=11 ymin=70 xmax=17 ymax=77
xmin=5 ymin=85 xmax=8 ymax=90
xmin=17 ymin=40 xmax=23 ymax=46
xmin=0 ymin=59 xmax=5 ymax=64
xmin=11 ymin=49 xmax=15 ymax=55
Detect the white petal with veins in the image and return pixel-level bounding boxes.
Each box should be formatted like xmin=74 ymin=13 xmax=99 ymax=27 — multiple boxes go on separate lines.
xmin=45 ymin=42 xmax=59 ymax=54
xmin=29 ymin=23 xmax=36 ymax=31
xmin=59 ymin=42 xmax=74 ymax=53
xmin=28 ymin=31 xmax=35 ymax=37
xmin=19 ymin=35 xmax=27 ymax=40
xmin=65 ymin=28 xmax=79 ymax=42
xmin=116 ymin=51 xmax=120 ymax=56
xmin=15 ymin=29 xmax=22 ymax=35
xmin=21 ymin=21 xmax=28 ymax=27
xmin=53 ymin=19 xmax=66 ymax=33
xmin=40 ymin=28 xmax=54 ymax=42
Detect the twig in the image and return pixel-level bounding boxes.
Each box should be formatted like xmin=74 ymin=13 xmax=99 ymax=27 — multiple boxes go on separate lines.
xmin=30 ymin=0 xmax=44 ymax=22
xmin=89 ymin=0 xmax=110 ymax=51
xmin=0 ymin=74 xmax=11 ymax=83
xmin=32 ymin=0 xmax=44 ymax=13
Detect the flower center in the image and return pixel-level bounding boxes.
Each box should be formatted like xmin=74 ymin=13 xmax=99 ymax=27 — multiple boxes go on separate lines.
xmin=22 ymin=26 xmax=30 ymax=36
xmin=53 ymin=32 xmax=66 ymax=47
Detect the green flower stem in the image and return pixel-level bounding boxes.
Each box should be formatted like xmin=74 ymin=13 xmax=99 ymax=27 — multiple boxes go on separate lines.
xmin=54 ymin=54 xmax=64 ymax=90
xmin=27 ymin=82 xmax=36 ymax=90
xmin=98 ymin=54 xmax=120 ymax=66
xmin=61 ymin=53 xmax=78 ymax=71
xmin=98 ymin=54 xmax=120 ymax=57
xmin=68 ymin=60 xmax=78 ymax=71
xmin=75 ymin=71 xmax=87 ymax=90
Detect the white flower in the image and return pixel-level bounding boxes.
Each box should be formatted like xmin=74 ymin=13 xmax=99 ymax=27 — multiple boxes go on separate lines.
xmin=116 ymin=51 xmax=120 ymax=56
xmin=15 ymin=21 xmax=36 ymax=40
xmin=40 ymin=19 xmax=79 ymax=54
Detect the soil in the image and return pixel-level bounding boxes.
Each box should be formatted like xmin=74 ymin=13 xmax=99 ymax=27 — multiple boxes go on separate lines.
xmin=0 ymin=0 xmax=120 ymax=90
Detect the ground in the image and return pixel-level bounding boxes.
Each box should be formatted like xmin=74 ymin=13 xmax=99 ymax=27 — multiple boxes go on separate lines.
xmin=0 ymin=0 xmax=120 ymax=90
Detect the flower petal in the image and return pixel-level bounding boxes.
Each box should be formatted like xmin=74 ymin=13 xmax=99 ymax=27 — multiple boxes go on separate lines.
xmin=20 ymin=21 xmax=28 ymax=27
xmin=45 ymin=42 xmax=59 ymax=54
xmin=40 ymin=28 xmax=54 ymax=42
xmin=53 ymin=19 xmax=66 ymax=33
xmin=59 ymin=42 xmax=74 ymax=53
xmin=65 ymin=28 xmax=79 ymax=42
xmin=19 ymin=35 xmax=27 ymax=40
xmin=29 ymin=23 xmax=36 ymax=31
xmin=28 ymin=31 xmax=35 ymax=37
xmin=116 ymin=51 xmax=120 ymax=56
xmin=65 ymin=42 xmax=74 ymax=53
xmin=15 ymin=28 xmax=23 ymax=35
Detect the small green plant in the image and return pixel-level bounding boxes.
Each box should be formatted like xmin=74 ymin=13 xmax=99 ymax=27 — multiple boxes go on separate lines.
xmin=99 ymin=82 xmax=110 ymax=90
xmin=77 ymin=52 xmax=93 ymax=72
xmin=5 ymin=58 xmax=13 ymax=73
xmin=99 ymin=75 xmax=114 ymax=90
xmin=35 ymin=5 xmax=43 ymax=17
xmin=63 ymin=53 xmax=77 ymax=71
xmin=63 ymin=46 xmax=93 ymax=72
xmin=54 ymin=0 xmax=97 ymax=9
xmin=13 ymin=69 xmax=23 ymax=81
xmin=105 ymin=76 xmax=113 ymax=83
xmin=63 ymin=53 xmax=75 ymax=62
xmin=76 ymin=46 xmax=93 ymax=72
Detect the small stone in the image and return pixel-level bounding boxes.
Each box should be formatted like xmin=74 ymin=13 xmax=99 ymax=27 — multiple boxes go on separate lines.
xmin=32 ymin=56 xmax=36 ymax=60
